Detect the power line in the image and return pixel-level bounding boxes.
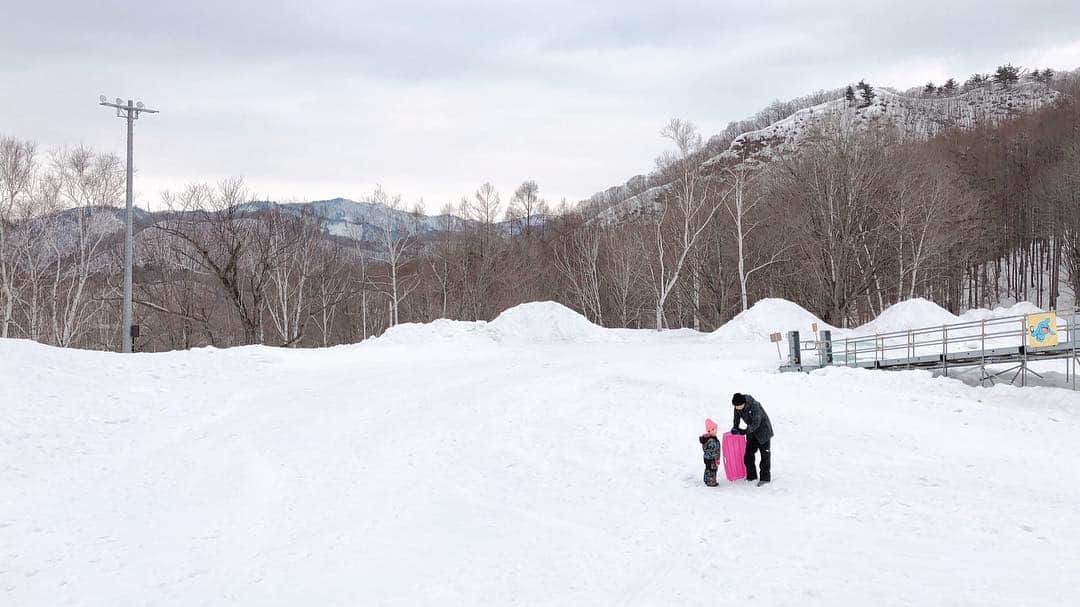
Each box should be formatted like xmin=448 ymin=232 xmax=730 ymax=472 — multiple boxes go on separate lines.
xmin=98 ymin=96 xmax=158 ymax=354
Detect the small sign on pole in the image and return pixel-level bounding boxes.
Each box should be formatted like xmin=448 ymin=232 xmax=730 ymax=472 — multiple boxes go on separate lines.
xmin=770 ymin=332 xmax=783 ymax=359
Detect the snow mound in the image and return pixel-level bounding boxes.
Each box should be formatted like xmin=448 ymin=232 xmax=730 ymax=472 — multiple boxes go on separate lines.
xmin=372 ymin=318 xmax=495 ymax=345
xmin=853 ymin=298 xmax=959 ymax=335
xmin=368 ymin=302 xmax=608 ymax=346
xmin=489 ymin=301 xmax=608 ymax=343
xmin=711 ymin=298 xmax=830 ymax=341
xmin=958 ymin=301 xmax=1043 ymax=322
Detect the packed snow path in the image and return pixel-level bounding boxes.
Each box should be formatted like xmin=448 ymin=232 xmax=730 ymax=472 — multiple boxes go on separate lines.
xmin=3 ymin=304 xmax=1080 ymax=605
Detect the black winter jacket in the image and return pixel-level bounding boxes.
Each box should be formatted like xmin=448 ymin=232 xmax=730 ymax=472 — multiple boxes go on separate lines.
xmin=732 ymin=394 xmax=774 ymax=443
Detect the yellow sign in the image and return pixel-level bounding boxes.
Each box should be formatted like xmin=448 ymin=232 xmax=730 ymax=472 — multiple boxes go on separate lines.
xmin=1026 ymin=312 xmax=1059 ymax=348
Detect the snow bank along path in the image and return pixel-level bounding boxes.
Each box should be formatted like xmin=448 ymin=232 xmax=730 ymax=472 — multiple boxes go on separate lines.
xmin=3 ymin=301 xmax=1080 ymax=606
xmin=711 ymin=297 xmax=1053 ymax=343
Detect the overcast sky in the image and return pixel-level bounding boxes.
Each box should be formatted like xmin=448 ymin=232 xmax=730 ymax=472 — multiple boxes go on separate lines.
xmin=3 ymin=1 xmax=1078 ymax=211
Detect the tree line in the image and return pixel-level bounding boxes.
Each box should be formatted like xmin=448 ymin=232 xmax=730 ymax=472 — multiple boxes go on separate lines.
xmin=1 ymin=76 xmax=1078 ymax=351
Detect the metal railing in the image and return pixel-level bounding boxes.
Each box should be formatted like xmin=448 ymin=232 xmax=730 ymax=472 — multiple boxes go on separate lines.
xmin=789 ymin=311 xmax=1080 ymax=389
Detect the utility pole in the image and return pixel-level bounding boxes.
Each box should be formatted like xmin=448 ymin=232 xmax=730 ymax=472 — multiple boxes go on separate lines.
xmin=98 ymin=96 xmax=158 ymax=353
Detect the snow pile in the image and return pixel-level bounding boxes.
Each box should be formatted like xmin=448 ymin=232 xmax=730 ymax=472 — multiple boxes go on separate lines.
xmin=372 ymin=302 xmax=607 ymax=346
xmin=489 ymin=301 xmax=608 ymax=343
xmin=711 ymin=298 xmax=831 ymax=341
xmin=852 ymin=298 xmax=959 ymax=335
xmin=373 ymin=318 xmax=495 ymax=345
xmin=958 ymin=301 xmax=1043 ymax=322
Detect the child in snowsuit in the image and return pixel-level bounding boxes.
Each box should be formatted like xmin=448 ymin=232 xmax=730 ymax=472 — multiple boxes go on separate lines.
xmin=699 ymin=418 xmax=722 ymax=486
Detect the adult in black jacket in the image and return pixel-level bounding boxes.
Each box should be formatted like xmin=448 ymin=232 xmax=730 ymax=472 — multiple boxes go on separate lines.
xmin=731 ymin=392 xmax=773 ymax=486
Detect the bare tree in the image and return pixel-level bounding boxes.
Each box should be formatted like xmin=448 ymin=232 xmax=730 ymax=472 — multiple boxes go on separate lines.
xmin=601 ymin=223 xmax=648 ymax=327
xmin=13 ymin=170 xmax=61 ymax=341
xmin=459 ymin=183 xmax=504 ymax=320
xmin=48 ymin=145 xmax=124 ymax=346
xmin=369 ymin=186 xmax=420 ymax=326
xmin=427 ymin=202 xmax=462 ymax=319
xmin=648 ymin=119 xmax=726 ymax=330
xmin=775 ymin=120 xmax=889 ymax=326
xmin=886 ymin=151 xmax=966 ymax=300
xmin=506 ymin=180 xmax=546 ymax=236
xmin=265 ymin=208 xmax=324 ymax=346
xmin=721 ymin=164 xmax=788 ymax=311
xmin=553 ymin=219 xmax=603 ymax=323
xmin=156 ymin=178 xmax=280 ymax=345
xmin=0 ymin=136 xmax=37 ymax=338
xmin=310 ymin=238 xmax=354 ymax=347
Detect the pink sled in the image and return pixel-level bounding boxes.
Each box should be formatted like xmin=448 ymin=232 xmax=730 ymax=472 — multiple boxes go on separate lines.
xmin=721 ymin=432 xmax=747 ymax=481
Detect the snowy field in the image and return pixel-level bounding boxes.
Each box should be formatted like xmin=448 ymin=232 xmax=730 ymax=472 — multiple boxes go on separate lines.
xmin=3 ymin=301 xmax=1080 ymax=606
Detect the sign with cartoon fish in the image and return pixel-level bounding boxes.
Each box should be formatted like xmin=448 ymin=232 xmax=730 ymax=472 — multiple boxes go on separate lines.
xmin=1026 ymin=312 xmax=1058 ymax=348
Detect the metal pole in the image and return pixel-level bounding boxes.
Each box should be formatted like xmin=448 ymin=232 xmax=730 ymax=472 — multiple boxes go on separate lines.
xmin=1020 ymin=317 xmax=1027 ymax=387
xmin=1067 ymin=311 xmax=1075 ymax=386
xmin=980 ymin=319 xmax=987 ymax=385
xmin=123 ymin=100 xmax=134 ymax=354
xmin=943 ymin=325 xmax=948 ymax=377
xmin=98 ymin=96 xmax=157 ymax=353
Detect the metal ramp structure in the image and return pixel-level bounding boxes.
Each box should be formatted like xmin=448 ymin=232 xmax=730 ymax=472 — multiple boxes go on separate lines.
xmin=779 ymin=312 xmax=1080 ymax=390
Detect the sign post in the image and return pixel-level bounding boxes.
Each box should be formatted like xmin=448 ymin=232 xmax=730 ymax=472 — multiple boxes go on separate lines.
xmin=770 ymin=332 xmax=783 ymax=359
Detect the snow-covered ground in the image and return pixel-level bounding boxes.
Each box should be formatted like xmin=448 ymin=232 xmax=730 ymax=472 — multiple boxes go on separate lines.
xmin=3 ymin=301 xmax=1080 ymax=606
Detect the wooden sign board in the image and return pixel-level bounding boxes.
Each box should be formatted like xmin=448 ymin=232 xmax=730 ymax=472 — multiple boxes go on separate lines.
xmin=769 ymin=332 xmax=783 ymax=343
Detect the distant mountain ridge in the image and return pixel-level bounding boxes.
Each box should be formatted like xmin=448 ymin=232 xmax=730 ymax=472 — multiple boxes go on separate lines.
xmin=238 ymin=197 xmax=550 ymax=243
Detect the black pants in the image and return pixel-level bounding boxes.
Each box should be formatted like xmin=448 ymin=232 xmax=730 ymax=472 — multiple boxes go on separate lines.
xmin=703 ymin=458 xmax=718 ymax=486
xmin=745 ymin=436 xmax=771 ymax=482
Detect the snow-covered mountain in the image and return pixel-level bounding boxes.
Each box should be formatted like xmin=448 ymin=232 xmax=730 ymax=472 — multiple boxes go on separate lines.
xmin=586 ymin=79 xmax=1062 ymax=222
xmin=238 ymin=198 xmax=464 ymax=242
xmin=708 ymin=81 xmax=1058 ymax=167
xmin=238 ymin=197 xmax=550 ymax=243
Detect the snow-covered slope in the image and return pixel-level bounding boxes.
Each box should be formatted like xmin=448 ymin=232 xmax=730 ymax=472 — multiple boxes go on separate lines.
xmin=705 ymin=82 xmax=1058 ymax=167
xmin=4 ymin=301 xmax=1079 ymax=605
xmin=586 ymin=79 xmax=1060 ymax=221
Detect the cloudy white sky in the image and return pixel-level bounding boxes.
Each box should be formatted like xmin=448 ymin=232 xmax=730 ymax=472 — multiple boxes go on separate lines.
xmin=3 ymin=1 xmax=1079 ymax=210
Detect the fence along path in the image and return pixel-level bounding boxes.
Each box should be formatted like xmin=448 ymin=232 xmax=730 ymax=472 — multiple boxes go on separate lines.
xmin=782 ymin=312 xmax=1080 ymax=389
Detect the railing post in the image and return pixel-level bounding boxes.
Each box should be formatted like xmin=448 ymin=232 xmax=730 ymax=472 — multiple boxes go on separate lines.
xmin=1020 ymin=316 xmax=1027 ymax=387
xmin=819 ymin=330 xmax=833 ymax=366
xmin=787 ymin=331 xmax=801 ymax=367
xmin=980 ymin=319 xmax=987 ymax=385
xmin=943 ymin=324 xmax=948 ymax=377
xmin=1067 ymin=311 xmax=1075 ymax=386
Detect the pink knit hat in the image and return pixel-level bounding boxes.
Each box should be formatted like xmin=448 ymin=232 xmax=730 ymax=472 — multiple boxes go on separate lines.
xmin=704 ymin=418 xmax=718 ymax=435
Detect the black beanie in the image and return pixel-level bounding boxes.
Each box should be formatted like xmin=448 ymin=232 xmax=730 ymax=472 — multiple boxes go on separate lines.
xmin=732 ymin=393 xmax=746 ymax=406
